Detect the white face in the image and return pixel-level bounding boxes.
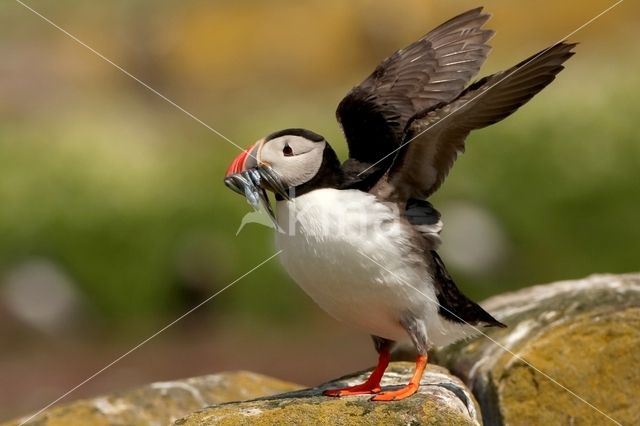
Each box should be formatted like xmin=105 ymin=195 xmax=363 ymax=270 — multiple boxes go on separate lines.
xmin=258 ymin=135 xmax=326 ymax=188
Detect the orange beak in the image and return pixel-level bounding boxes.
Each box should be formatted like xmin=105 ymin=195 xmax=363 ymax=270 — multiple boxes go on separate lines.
xmin=225 ymin=142 xmax=261 ymax=177
xmin=223 ymin=141 xmax=289 ymax=200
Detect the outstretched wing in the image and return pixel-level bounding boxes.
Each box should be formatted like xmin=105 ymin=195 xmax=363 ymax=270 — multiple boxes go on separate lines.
xmin=336 ymin=7 xmax=494 ymax=167
xmin=375 ymin=42 xmax=577 ymax=202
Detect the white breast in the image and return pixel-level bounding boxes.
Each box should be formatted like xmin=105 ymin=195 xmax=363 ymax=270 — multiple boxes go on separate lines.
xmin=275 ymin=188 xmax=441 ymax=342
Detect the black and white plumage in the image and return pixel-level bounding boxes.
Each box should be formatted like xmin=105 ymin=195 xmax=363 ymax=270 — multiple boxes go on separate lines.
xmin=225 ymin=7 xmax=575 ymax=401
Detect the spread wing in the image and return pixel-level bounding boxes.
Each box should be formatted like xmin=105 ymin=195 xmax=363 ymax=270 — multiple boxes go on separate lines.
xmin=336 ymin=7 xmax=494 ymax=169
xmin=375 ymin=42 xmax=577 ymax=202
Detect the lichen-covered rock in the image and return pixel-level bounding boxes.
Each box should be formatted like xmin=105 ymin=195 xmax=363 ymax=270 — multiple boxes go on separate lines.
xmin=433 ymin=273 xmax=640 ymax=426
xmin=6 ymin=371 xmax=301 ymax=426
xmin=176 ymin=363 xmax=481 ymax=425
xmin=9 ymin=274 xmax=637 ymax=426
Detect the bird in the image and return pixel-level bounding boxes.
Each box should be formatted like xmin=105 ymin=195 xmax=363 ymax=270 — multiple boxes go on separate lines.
xmin=224 ymin=7 xmax=576 ymax=401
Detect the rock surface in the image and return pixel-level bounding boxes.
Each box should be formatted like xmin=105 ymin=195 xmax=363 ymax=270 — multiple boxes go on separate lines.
xmin=6 ymin=371 xmax=301 ymax=426
xmin=433 ymin=273 xmax=640 ymax=426
xmin=6 ymin=273 xmax=639 ymax=425
xmin=176 ymin=363 xmax=481 ymax=426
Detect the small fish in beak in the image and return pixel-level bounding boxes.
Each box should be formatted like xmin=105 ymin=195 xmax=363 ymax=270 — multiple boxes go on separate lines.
xmin=224 ymin=142 xmax=289 ymax=231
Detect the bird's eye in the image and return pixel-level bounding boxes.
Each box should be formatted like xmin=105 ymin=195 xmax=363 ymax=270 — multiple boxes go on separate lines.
xmin=282 ymin=143 xmax=294 ymax=157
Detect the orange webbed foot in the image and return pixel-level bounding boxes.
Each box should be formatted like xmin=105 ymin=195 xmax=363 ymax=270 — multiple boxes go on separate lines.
xmin=370 ymin=353 xmax=427 ymax=402
xmin=370 ymin=383 xmax=418 ymax=401
xmin=323 ymin=347 xmax=390 ymax=397
xmin=323 ymin=382 xmax=382 ymax=397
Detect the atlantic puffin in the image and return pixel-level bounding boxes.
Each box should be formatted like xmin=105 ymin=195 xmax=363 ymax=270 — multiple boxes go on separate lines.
xmin=224 ymin=7 xmax=575 ymax=401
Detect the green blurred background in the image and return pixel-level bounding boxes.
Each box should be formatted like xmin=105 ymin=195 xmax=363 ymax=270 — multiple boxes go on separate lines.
xmin=1 ymin=0 xmax=638 ymax=420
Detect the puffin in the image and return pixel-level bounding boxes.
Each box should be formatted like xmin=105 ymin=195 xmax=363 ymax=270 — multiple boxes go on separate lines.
xmin=224 ymin=7 xmax=575 ymax=401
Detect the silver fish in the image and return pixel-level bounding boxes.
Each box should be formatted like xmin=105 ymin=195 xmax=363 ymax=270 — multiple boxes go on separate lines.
xmin=225 ymin=168 xmax=282 ymax=232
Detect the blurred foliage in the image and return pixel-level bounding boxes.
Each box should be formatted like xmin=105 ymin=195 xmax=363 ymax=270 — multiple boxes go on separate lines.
xmin=0 ymin=0 xmax=639 ymax=328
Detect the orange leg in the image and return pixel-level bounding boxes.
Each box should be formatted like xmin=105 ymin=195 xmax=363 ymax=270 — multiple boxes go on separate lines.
xmin=323 ymin=349 xmax=391 ymax=396
xmin=371 ymin=354 xmax=427 ymax=401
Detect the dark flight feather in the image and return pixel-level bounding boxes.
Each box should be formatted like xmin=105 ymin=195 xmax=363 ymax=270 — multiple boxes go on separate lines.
xmin=336 ymin=7 xmax=494 ymax=170
xmin=431 ymin=251 xmax=506 ymax=327
xmin=375 ymin=42 xmax=577 ymax=202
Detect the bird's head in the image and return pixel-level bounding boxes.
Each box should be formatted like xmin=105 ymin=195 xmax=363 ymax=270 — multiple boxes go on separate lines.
xmin=224 ymin=128 xmax=334 ymax=201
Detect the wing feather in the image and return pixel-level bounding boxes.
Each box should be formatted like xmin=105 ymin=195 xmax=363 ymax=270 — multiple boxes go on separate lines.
xmin=337 ymin=7 xmax=494 ymax=166
xmin=375 ymin=42 xmax=577 ymax=202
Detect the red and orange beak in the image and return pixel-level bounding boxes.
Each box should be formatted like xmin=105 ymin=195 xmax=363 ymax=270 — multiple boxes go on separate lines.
xmin=224 ymin=142 xmax=262 ymax=178
xmin=223 ymin=140 xmax=290 ymax=200
xmin=224 ymin=141 xmax=263 ymax=197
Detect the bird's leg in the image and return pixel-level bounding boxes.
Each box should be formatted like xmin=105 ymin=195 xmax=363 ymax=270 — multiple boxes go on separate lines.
xmin=323 ymin=337 xmax=392 ymax=397
xmin=371 ymin=354 xmax=427 ymax=401
xmin=371 ymin=316 xmax=429 ymax=401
